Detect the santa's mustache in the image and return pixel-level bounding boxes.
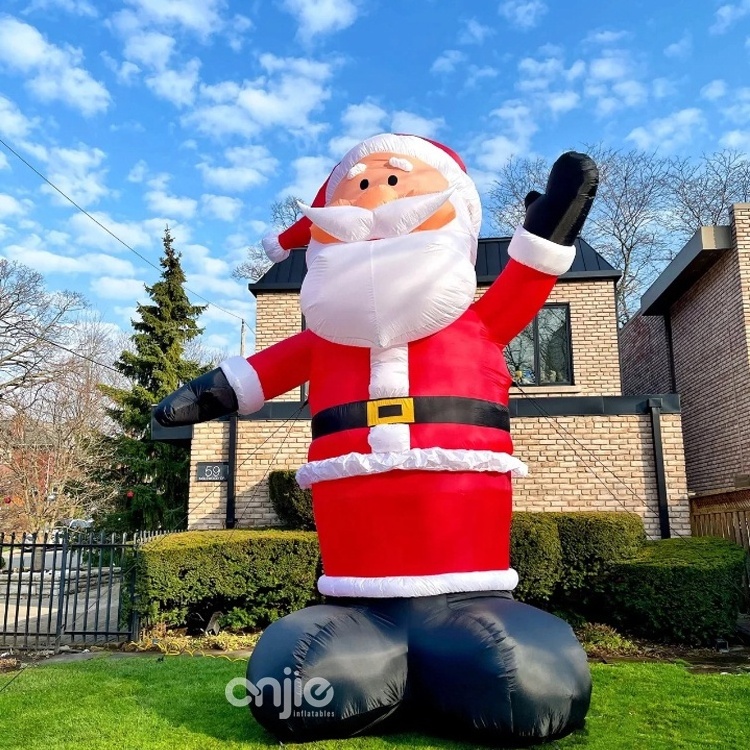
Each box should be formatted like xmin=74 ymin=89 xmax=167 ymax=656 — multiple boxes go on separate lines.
xmin=298 ymin=188 xmax=454 ymax=243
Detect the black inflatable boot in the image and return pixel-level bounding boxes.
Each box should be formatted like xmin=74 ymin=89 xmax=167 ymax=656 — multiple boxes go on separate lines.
xmin=247 ymin=593 xmax=591 ymax=744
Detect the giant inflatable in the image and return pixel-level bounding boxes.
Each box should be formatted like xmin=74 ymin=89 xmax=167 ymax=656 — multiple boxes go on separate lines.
xmin=155 ymin=133 xmax=599 ymax=744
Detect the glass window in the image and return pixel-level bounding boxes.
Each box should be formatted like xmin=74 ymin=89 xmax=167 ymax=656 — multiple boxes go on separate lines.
xmin=504 ymin=305 xmax=572 ymax=386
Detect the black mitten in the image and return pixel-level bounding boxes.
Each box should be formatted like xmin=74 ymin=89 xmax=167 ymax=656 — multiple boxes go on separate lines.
xmin=523 ymin=152 xmax=598 ymax=246
xmin=153 ymin=367 xmax=238 ymax=426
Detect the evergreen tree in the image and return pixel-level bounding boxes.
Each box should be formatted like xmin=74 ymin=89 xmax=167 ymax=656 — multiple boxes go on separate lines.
xmin=101 ymin=228 xmax=206 ymax=530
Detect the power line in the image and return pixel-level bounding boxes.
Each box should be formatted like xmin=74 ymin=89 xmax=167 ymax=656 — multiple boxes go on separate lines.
xmin=0 ymin=136 xmax=246 ymax=324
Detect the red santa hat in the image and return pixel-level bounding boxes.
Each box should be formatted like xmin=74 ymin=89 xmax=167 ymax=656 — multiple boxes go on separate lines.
xmin=262 ymin=133 xmax=482 ymax=263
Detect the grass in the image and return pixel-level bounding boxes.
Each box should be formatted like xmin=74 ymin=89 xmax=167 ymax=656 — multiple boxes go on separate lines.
xmin=1 ymin=655 xmax=749 ymax=750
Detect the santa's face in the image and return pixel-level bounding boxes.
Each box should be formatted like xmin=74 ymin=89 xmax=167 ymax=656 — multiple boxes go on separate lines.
xmin=299 ymin=152 xmax=478 ymax=349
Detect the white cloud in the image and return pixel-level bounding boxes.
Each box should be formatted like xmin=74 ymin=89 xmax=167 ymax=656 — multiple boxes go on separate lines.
xmin=144 ymin=184 xmax=198 ymax=219
xmin=431 ymin=50 xmax=466 ymax=74
xmin=121 ymin=0 xmax=227 ymax=38
xmin=41 ymin=145 xmax=109 ymax=207
xmin=724 ymin=87 xmax=750 ymax=123
xmin=2 ymin=241 xmax=136 ymax=277
xmin=0 ymin=17 xmax=110 ymax=116
xmin=68 ymin=211 xmax=154 ymax=251
xmin=585 ymin=30 xmax=627 ymax=45
xmin=459 ymin=18 xmax=494 ymax=45
xmin=226 ymin=14 xmax=252 ymax=52
xmin=281 ymin=156 xmax=331 ymax=202
xmin=626 ymin=108 xmax=704 ymax=151
xmin=122 ymin=29 xmax=174 ymax=68
xmin=0 ymin=194 xmax=31 ymax=218
xmin=281 ymin=0 xmax=359 ymax=39
xmin=0 ymin=152 xmax=8 ymax=170
xmin=711 ymin=1 xmax=750 ymax=33
xmin=328 ymin=100 xmax=387 ymax=155
xmin=466 ymin=65 xmax=498 ymax=87
xmin=25 ymin=0 xmax=97 ymax=15
xmin=90 ymin=276 xmax=146 ymax=300
xmin=652 ymin=77 xmax=677 ymax=99
xmin=146 ymin=58 xmax=201 ymax=107
xmin=701 ymin=79 xmax=728 ymax=100
xmin=197 ymin=145 xmax=278 ymax=192
xmin=664 ymin=32 xmax=692 ymax=59
xmin=499 ymin=0 xmax=547 ymax=30
xmin=719 ymin=130 xmax=750 ymax=149
xmin=0 ymin=95 xmax=35 ymax=139
xmin=186 ymin=54 xmax=334 ymax=138
xmin=547 ymin=90 xmax=580 ymax=114
xmin=588 ymin=51 xmax=630 ymax=81
xmin=127 ymin=160 xmax=148 ymax=183
xmin=201 ymin=194 xmax=243 ymax=222
xmin=472 ymin=100 xmax=537 ymax=172
xmin=391 ymin=111 xmax=445 ymax=138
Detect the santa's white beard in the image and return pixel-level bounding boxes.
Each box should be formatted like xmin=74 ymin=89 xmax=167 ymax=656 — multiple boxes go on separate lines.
xmin=300 ymin=220 xmax=478 ymax=348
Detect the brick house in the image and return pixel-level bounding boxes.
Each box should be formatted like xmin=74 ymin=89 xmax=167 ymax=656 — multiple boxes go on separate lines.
xmin=154 ymin=237 xmax=691 ymax=538
xmin=620 ymin=203 xmax=750 ymax=506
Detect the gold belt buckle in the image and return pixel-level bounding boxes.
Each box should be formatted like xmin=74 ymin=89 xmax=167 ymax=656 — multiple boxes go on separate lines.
xmin=366 ymin=397 xmax=415 ymax=427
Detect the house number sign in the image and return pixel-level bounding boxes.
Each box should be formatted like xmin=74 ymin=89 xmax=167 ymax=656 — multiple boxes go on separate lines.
xmin=196 ymin=462 xmax=229 ymax=482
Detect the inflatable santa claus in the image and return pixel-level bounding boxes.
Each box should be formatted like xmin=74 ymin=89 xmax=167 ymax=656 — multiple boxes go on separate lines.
xmin=155 ymin=133 xmax=598 ymax=744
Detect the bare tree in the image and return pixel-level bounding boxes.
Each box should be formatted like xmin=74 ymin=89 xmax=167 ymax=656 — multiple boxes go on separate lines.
xmin=487 ymin=146 xmax=673 ymax=324
xmin=0 ymin=259 xmax=86 ymax=399
xmin=0 ymin=317 xmax=120 ymax=532
xmin=666 ymin=150 xmax=750 ymax=241
xmin=233 ymin=195 xmax=304 ymax=282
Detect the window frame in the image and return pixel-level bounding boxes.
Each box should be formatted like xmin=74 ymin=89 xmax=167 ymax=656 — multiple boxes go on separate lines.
xmin=505 ymin=303 xmax=574 ymax=387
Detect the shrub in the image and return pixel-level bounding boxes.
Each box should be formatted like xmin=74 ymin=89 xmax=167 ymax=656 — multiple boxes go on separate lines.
xmin=0 ymin=555 xmax=4 ymax=571
xmin=269 ymin=470 xmax=315 ymax=530
xmin=550 ymin=512 xmax=645 ymax=598
xmin=603 ymin=537 xmax=748 ymax=645
xmin=134 ymin=530 xmax=320 ymax=630
xmin=510 ymin=512 xmax=562 ymax=602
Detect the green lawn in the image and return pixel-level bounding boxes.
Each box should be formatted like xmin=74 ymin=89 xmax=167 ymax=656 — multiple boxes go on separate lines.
xmin=1 ymin=655 xmax=749 ymax=750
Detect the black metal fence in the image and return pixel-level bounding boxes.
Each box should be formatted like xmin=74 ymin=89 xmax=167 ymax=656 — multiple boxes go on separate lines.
xmin=0 ymin=529 xmax=169 ymax=651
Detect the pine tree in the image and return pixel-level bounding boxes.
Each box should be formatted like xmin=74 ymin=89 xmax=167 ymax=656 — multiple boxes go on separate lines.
xmin=101 ymin=228 xmax=206 ymax=530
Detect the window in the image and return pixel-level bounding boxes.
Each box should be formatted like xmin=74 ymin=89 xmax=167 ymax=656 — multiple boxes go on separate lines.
xmin=504 ymin=304 xmax=573 ymax=386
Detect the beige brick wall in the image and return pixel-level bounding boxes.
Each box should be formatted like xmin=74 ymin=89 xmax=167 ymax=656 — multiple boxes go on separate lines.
xmin=669 ymin=205 xmax=750 ymax=495
xmin=619 ymin=312 xmax=673 ymax=395
xmin=253 ymin=293 xmax=305 ymax=402
xmin=189 ymin=412 xmax=690 ymax=540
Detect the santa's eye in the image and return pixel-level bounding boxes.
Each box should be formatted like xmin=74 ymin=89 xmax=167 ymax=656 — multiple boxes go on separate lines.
xmin=359 ymin=178 xmax=369 ymax=190
xmin=388 ymin=175 xmax=398 ymax=186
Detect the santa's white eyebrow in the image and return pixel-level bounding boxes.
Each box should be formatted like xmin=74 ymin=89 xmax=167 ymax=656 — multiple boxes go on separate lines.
xmin=347 ymin=163 xmax=367 ymax=179
xmin=388 ymin=157 xmax=414 ymax=172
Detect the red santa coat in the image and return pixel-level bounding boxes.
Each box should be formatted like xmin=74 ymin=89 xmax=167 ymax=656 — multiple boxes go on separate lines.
xmin=224 ymin=229 xmax=574 ymax=597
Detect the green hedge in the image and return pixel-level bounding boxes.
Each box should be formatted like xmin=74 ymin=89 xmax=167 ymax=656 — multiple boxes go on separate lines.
xmin=602 ymin=537 xmax=748 ymax=645
xmin=510 ymin=512 xmax=562 ymax=602
xmin=134 ymin=530 xmax=320 ymax=629
xmin=551 ymin=512 xmax=646 ymax=598
xmin=269 ymin=471 xmax=315 ymax=530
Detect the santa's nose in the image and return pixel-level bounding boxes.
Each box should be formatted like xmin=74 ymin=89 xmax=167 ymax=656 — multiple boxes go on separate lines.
xmin=351 ymin=183 xmax=400 ymax=210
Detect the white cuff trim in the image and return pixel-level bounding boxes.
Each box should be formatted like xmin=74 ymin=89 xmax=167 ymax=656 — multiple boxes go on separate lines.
xmin=262 ymin=233 xmax=290 ymax=263
xmin=318 ymin=569 xmax=519 ymax=598
xmin=219 ymin=356 xmax=265 ymax=415
xmin=296 ymin=448 xmax=528 ymax=489
xmin=508 ymin=225 xmax=576 ymax=276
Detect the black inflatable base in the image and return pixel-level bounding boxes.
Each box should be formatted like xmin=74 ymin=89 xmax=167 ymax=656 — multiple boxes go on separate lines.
xmin=247 ymin=592 xmax=591 ymax=745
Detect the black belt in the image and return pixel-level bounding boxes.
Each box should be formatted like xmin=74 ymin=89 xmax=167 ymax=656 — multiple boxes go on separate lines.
xmin=311 ymin=396 xmax=510 ymax=440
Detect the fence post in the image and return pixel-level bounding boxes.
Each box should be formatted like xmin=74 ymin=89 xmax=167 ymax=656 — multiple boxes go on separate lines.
xmin=54 ymin=530 xmax=69 ymax=653
xmin=128 ymin=533 xmax=141 ymax=643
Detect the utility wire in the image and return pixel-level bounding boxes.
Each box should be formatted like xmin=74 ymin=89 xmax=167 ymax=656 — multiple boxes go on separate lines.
xmin=0 ymin=136 xmax=245 ymax=324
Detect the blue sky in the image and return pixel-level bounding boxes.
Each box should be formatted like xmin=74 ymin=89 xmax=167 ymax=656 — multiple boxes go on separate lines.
xmin=0 ymin=0 xmax=749 ymax=356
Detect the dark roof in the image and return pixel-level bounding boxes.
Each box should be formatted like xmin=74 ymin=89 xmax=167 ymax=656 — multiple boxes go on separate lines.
xmin=640 ymin=226 xmax=733 ymax=316
xmin=249 ymin=236 xmax=620 ymax=293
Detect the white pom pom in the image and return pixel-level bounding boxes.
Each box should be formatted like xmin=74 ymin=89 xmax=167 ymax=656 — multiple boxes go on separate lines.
xmin=262 ymin=233 xmax=290 ymax=263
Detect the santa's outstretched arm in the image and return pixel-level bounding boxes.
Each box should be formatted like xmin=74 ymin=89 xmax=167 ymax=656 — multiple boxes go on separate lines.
xmin=153 ymin=329 xmax=314 ymax=426
xmin=474 ymin=151 xmax=598 ymax=348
